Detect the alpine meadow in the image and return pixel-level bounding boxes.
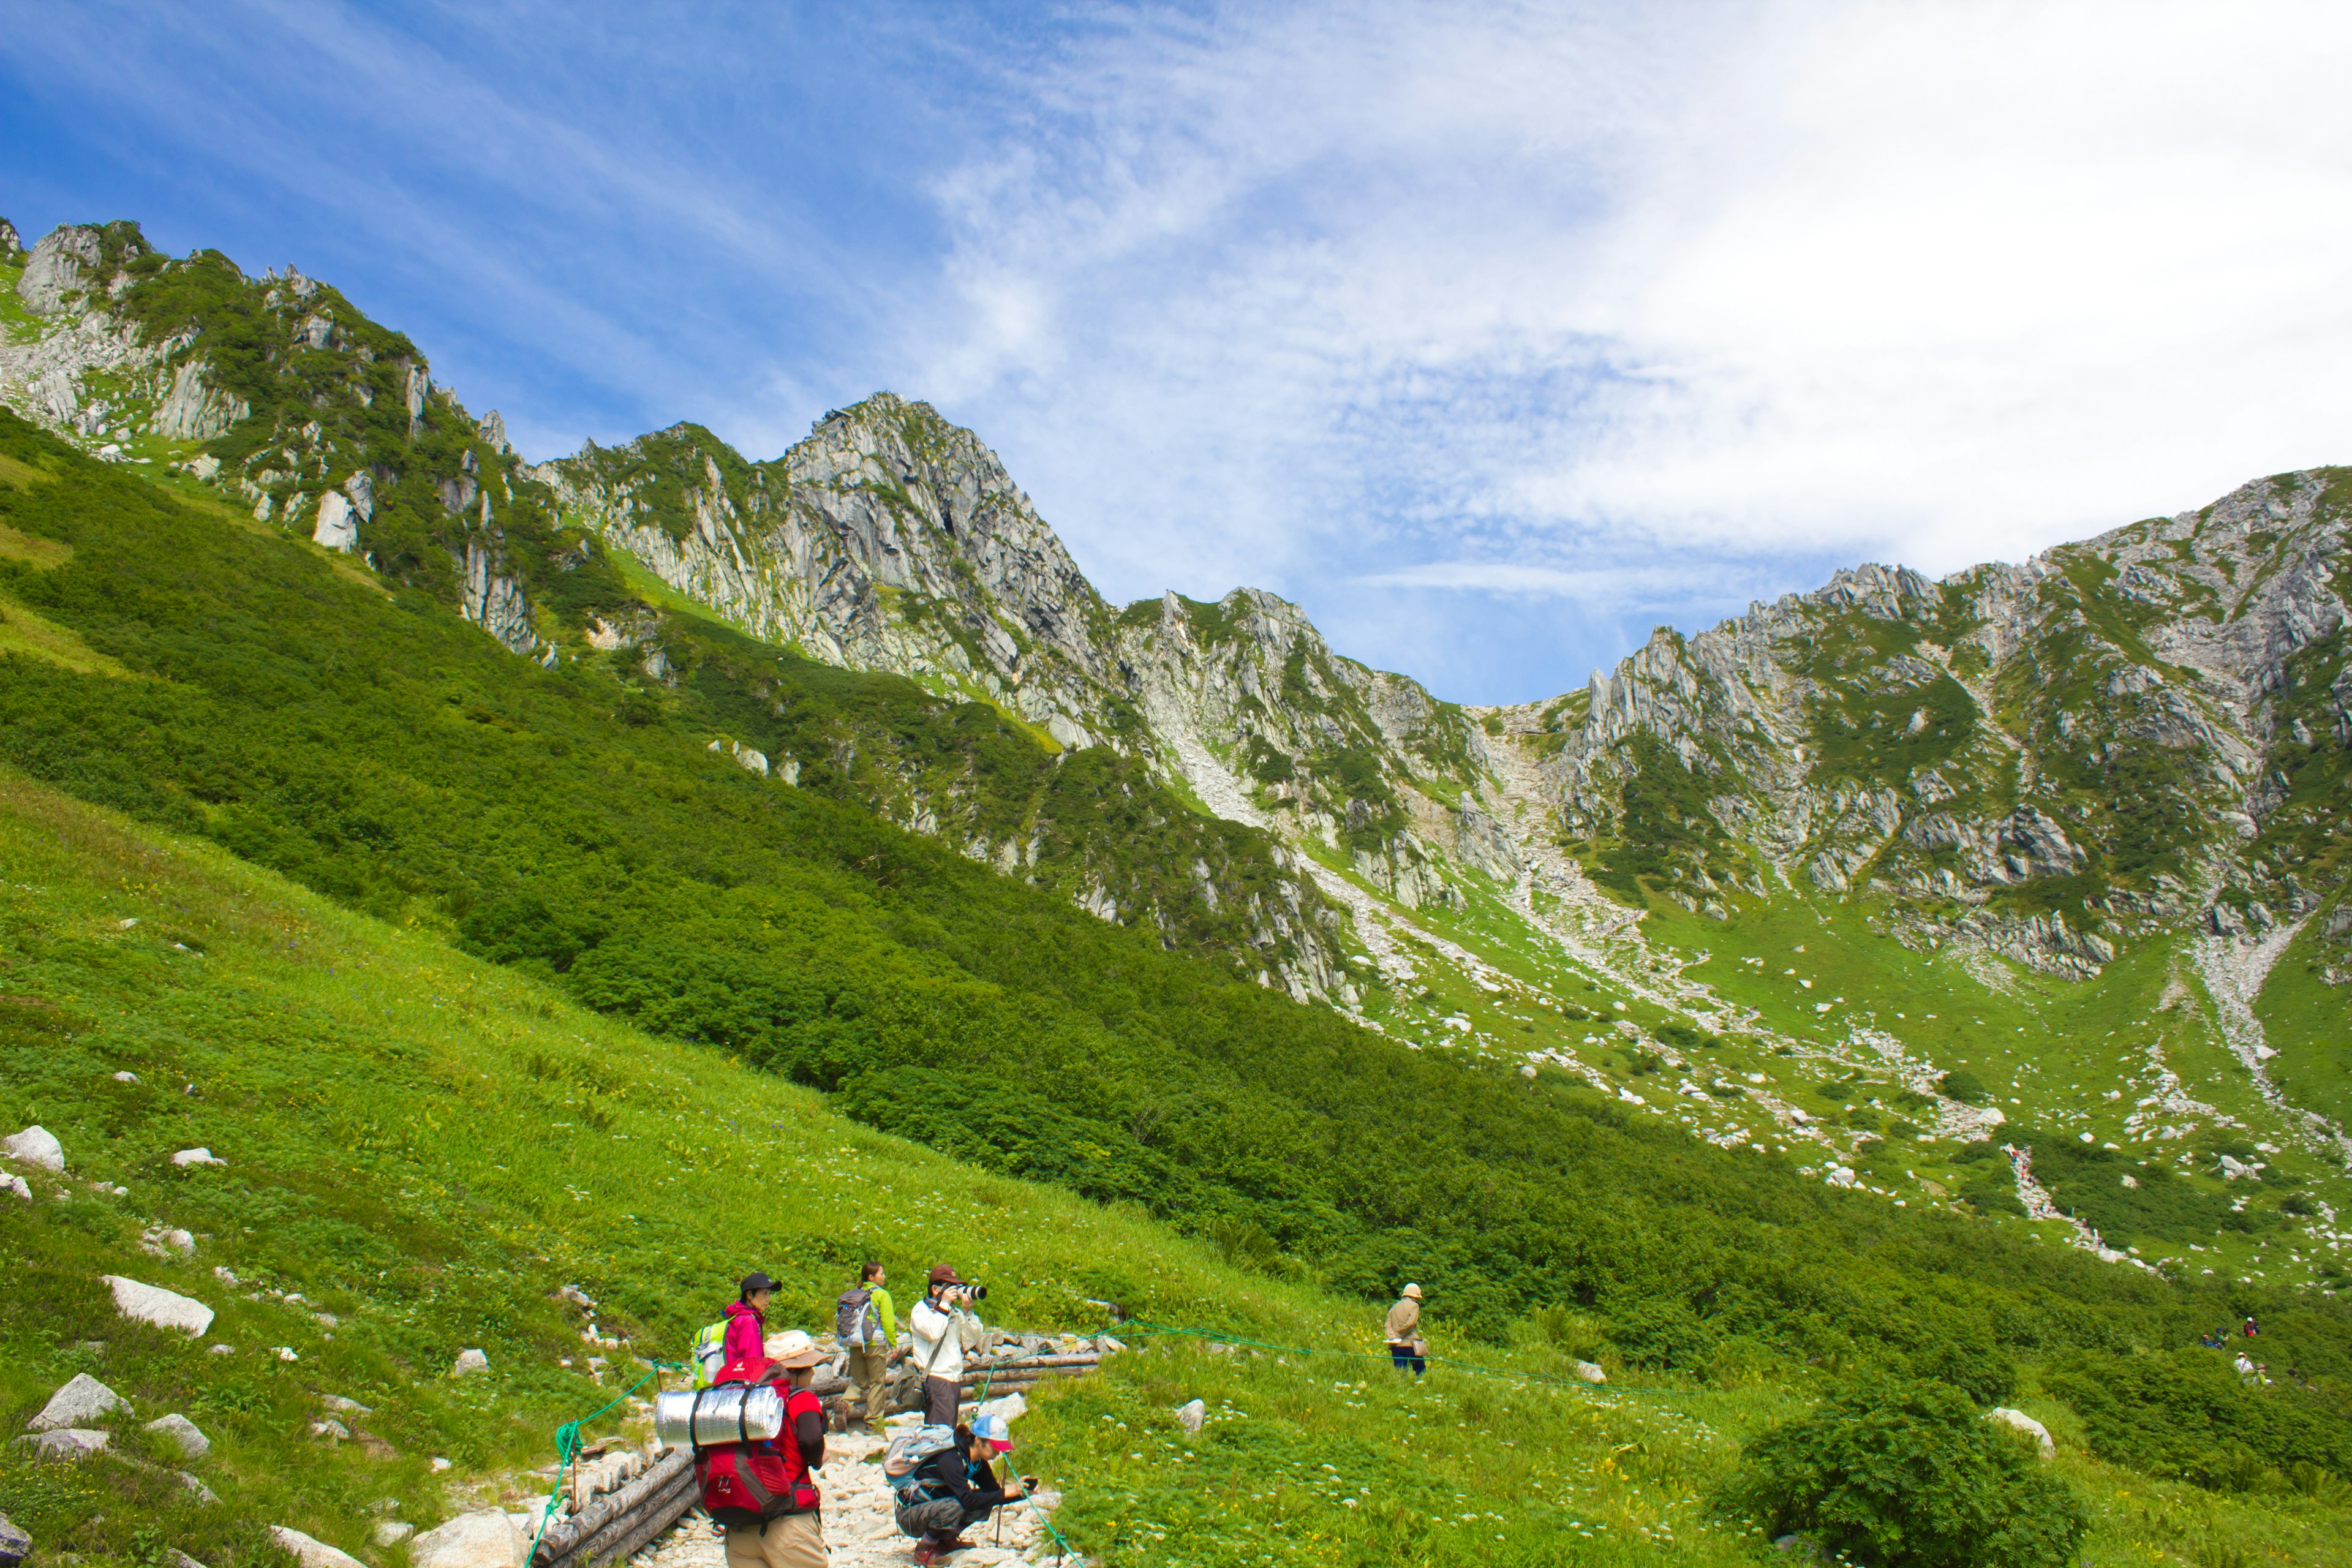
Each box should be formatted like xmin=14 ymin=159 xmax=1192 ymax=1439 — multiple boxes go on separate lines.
xmin=2 ymin=205 xmax=2351 ymax=1568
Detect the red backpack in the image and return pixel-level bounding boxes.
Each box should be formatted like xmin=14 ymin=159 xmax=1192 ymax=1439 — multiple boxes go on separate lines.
xmin=695 ymin=1362 xmax=823 ymax=1525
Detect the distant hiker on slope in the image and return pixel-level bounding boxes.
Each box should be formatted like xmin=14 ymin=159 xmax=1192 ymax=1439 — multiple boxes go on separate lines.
xmin=909 ymin=1264 xmax=985 ymax=1426
xmin=839 ymin=1261 xmax=898 ymax=1431
xmin=1386 ymin=1283 xmax=1427 ymax=1376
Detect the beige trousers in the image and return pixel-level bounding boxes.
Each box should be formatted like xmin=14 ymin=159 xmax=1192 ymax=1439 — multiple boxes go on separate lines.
xmin=848 ymin=1344 xmax=891 ymax=1424
xmin=723 ymin=1512 xmax=824 ymax=1568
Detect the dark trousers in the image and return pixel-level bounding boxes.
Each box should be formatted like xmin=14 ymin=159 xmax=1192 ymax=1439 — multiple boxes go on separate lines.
xmin=922 ymin=1375 xmax=960 ymax=1427
xmin=897 ymin=1495 xmax=989 ymax=1547
xmin=1389 ymin=1342 xmax=1425 ymax=1376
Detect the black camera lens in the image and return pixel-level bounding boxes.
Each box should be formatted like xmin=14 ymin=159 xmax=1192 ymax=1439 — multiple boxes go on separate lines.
xmin=968 ymin=1284 xmax=989 ymax=1302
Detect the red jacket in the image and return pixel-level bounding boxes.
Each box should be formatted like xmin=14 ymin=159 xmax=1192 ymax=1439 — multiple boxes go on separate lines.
xmin=723 ymin=1300 xmax=766 ymax=1370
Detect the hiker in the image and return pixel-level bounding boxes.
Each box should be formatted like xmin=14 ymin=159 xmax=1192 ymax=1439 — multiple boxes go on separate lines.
xmin=703 ymin=1327 xmax=829 ymax=1568
xmin=908 ymin=1265 xmax=984 ymax=1426
xmin=895 ymin=1412 xmax=1026 ymax=1566
xmin=1385 ymin=1283 xmax=1427 ymax=1377
xmin=726 ymin=1271 xmax=780 ymax=1371
xmin=837 ymin=1261 xmax=898 ymax=1431
xmin=2244 ymin=1316 xmax=2260 ymax=1338
xmin=2236 ymin=1351 xmax=2257 ymax=1385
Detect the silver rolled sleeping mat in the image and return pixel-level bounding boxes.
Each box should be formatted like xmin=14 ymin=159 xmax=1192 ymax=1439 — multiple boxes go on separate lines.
xmin=652 ymin=1383 xmax=785 ymax=1449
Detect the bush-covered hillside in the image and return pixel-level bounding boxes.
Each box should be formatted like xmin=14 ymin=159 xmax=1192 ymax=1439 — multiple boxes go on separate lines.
xmin=4 ymin=772 xmax=2350 ymax=1568
xmin=4 ymin=414 xmax=2352 ymax=1555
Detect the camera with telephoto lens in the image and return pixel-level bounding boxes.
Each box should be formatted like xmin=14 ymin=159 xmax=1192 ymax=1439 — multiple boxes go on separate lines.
xmin=953 ymin=1283 xmax=989 ymax=1302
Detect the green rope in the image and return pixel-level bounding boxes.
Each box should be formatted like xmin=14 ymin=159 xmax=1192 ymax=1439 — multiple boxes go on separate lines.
xmin=526 ymin=1359 xmax=688 ymax=1564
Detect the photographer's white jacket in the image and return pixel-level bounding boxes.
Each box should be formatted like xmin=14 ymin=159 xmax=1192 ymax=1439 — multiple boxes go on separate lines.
xmin=908 ymin=1297 xmax=980 ymax=1382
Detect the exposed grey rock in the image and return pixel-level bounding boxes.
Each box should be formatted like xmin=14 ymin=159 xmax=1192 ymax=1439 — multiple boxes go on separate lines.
xmin=0 ymin=1510 xmax=29 ymax=1568
xmin=153 ymin=358 xmax=248 ymax=440
xmin=28 ymin=1373 xmax=125 ymax=1431
xmin=268 ymin=1526 xmax=367 ymax=1568
xmin=4 ymin=1125 xmax=64 ymax=1172
xmin=17 ymin=225 xmax=108 ymax=315
xmin=1574 ymin=1360 xmax=1607 ymax=1384
xmin=1175 ymin=1398 xmax=1205 ymax=1433
xmin=164 ymin=1551 xmax=207 ymax=1568
xmin=0 ymin=217 xmax=21 ymax=257
xmin=453 ymin=1347 xmax=490 ymax=1376
xmin=172 ymin=1147 xmax=227 ymax=1167
xmin=177 ymin=1470 xmax=220 ymax=1505
xmin=101 ymin=1275 xmax=215 ymax=1336
xmin=312 ymin=490 xmax=359 ymax=552
xmin=373 ymin=1521 xmax=416 ymax=1548
xmin=146 ymin=1412 xmax=209 ymax=1459
xmin=14 ymin=1427 xmax=110 ymax=1459
xmin=409 ymin=1509 xmax=523 ymax=1568
xmin=1985 ymin=1406 xmax=2055 ymax=1459
xmin=1 ymin=1175 xmax=28 ymax=1202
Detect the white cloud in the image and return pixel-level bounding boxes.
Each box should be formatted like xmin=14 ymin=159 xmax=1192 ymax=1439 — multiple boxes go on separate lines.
xmin=907 ymin=0 xmax=2352 ymax=696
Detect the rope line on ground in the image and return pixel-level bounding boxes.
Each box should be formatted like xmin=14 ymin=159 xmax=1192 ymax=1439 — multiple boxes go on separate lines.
xmin=525 ymin=1359 xmax=688 ymax=1562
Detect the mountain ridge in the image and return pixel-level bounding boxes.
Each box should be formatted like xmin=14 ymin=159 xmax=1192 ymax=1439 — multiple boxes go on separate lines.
xmin=6 ymin=214 xmax=2350 ymax=1295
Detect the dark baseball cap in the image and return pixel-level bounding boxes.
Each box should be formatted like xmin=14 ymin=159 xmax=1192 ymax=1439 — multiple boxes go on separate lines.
xmin=741 ymin=1272 xmax=780 ymax=1295
xmin=927 ymin=1264 xmax=964 ymax=1287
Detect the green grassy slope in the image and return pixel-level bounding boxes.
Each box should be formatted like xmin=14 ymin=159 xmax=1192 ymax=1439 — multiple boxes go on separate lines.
xmin=7 ymin=773 xmax=2352 ymax=1568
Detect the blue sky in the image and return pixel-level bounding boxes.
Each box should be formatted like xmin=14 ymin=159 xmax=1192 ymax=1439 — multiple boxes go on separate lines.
xmin=8 ymin=2 xmax=2352 ymax=704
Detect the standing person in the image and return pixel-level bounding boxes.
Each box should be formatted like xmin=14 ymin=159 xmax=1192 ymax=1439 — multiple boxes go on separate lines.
xmin=908 ymin=1265 xmax=984 ymax=1427
xmin=894 ymin=1413 xmax=1026 ymax=1566
xmin=726 ymin=1272 xmax=780 ymax=1372
xmin=2235 ymin=1351 xmax=2257 ymax=1385
xmin=704 ymin=1329 xmax=829 ymax=1568
xmin=837 ymin=1261 xmax=898 ymax=1432
xmin=1386 ymin=1283 xmax=1427 ymax=1377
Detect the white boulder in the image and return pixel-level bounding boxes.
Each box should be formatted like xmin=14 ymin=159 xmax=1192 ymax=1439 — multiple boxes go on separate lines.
xmin=1 ymin=1509 xmax=31 ymax=1568
xmin=409 ymin=1508 xmax=525 ymax=1568
xmin=1574 ymin=1360 xmax=1608 ymax=1384
xmin=113 ymin=1071 xmax=138 ymax=1083
xmin=14 ymin=1428 xmax=110 ymax=1460
xmin=452 ymin=1348 xmax=490 ymax=1376
xmin=28 ymin=1374 xmax=124 ymax=1431
xmin=146 ymin=1412 xmax=209 ymax=1460
xmin=1985 ymin=1407 xmax=2055 ymax=1460
xmin=312 ymin=491 xmax=359 ymax=552
xmin=1175 ymin=1398 xmax=1205 ymax=1433
xmin=3 ymin=1126 xmax=63 ymax=1173
xmin=268 ymin=1526 xmax=366 ymax=1568
xmin=1 ymin=1175 xmax=26 ymax=1203
xmin=373 ymin=1522 xmax=415 ymax=1548
xmin=172 ymin=1148 xmax=227 ymax=1168
xmin=102 ymin=1275 xmax=214 ymax=1336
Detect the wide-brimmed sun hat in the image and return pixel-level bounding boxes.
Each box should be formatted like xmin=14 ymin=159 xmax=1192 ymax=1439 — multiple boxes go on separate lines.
xmin=764 ymin=1329 xmax=826 ymax=1368
xmin=1403 ymin=1283 xmax=1423 ymax=1300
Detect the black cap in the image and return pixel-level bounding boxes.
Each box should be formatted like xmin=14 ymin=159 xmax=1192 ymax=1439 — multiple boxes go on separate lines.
xmin=741 ymin=1272 xmax=779 ymax=1296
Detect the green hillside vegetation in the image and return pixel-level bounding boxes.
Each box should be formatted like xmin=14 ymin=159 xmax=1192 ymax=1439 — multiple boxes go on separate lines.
xmin=3 ymin=775 xmax=2350 ymax=1567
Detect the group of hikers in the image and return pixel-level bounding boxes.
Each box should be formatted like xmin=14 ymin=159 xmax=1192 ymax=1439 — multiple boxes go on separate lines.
xmin=685 ymin=1262 xmax=1029 ymax=1568
xmin=680 ymin=1265 xmax=1436 ymax=1567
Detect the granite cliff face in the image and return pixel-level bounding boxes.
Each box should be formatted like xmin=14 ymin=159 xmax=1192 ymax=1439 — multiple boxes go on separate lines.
xmin=1488 ymin=470 xmax=2352 ymax=980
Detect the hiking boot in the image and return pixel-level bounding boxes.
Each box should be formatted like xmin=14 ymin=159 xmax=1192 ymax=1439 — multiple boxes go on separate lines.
xmin=912 ymin=1547 xmax=940 ymax=1566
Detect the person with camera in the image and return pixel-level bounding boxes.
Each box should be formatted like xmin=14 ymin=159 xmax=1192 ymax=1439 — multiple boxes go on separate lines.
xmin=907 ymin=1264 xmax=986 ymax=1427
xmin=895 ymin=1412 xmax=1027 ymax=1566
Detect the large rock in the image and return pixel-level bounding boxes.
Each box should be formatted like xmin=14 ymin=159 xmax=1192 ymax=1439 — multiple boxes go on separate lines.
xmin=101 ymin=1275 xmax=214 ymax=1336
xmin=268 ymin=1526 xmax=367 ymax=1568
xmin=312 ymin=491 xmax=358 ymax=552
xmin=0 ymin=1511 xmax=28 ymax=1568
xmin=147 ymin=1412 xmax=210 ymax=1459
xmin=373 ymin=1522 xmax=415 ymax=1548
xmin=2 ymin=1126 xmax=63 ymax=1172
xmin=409 ymin=1508 xmax=524 ymax=1568
xmin=452 ymin=1348 xmax=489 ymax=1376
xmin=1573 ymin=1360 xmax=1608 ymax=1384
xmin=14 ymin=1428 xmax=109 ymax=1460
xmin=1985 ymin=1406 xmax=2055 ymax=1460
xmin=16 ymin=226 xmax=107 ymax=317
xmin=28 ymin=1373 xmax=125 ymax=1431
xmin=2 ymin=1174 xmax=28 ymax=1202
xmin=172 ymin=1148 xmax=227 ymax=1167
xmin=1175 ymin=1398 xmax=1205 ymax=1433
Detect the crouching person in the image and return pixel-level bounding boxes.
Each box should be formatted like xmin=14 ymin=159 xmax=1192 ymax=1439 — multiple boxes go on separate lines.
xmin=894 ymin=1412 xmax=1024 ymax=1566
xmin=701 ymin=1330 xmax=829 ymax=1568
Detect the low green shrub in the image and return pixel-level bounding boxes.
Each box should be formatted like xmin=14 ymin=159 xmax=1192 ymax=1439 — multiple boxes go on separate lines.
xmin=1734 ymin=1379 xmax=2087 ymax=1568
